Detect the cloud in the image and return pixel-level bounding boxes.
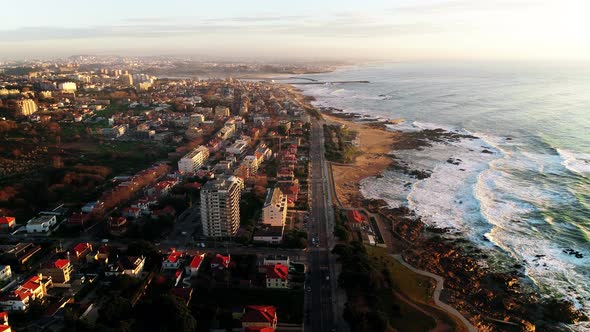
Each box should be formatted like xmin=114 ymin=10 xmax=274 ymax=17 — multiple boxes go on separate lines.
xmin=0 ymin=13 xmax=451 ymax=42
xmin=393 ymin=0 xmax=547 ymax=14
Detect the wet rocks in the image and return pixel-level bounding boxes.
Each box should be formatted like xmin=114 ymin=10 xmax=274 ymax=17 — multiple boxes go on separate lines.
xmin=563 ymin=248 xmax=584 ymax=259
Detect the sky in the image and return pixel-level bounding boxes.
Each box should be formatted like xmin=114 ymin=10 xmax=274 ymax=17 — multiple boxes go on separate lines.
xmin=1 ymin=0 xmax=589 ymax=61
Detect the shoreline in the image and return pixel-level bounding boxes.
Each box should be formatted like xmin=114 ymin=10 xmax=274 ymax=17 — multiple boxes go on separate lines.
xmin=318 ymin=108 xmax=588 ymax=331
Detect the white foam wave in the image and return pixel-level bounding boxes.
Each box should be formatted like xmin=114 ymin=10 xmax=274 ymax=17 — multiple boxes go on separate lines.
xmin=557 ymin=148 xmax=590 ymax=176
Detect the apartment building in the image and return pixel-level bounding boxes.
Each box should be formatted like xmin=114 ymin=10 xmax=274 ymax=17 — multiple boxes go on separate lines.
xmin=200 ymin=176 xmax=244 ymax=237
xmin=261 ymin=187 xmax=288 ymax=227
xmin=178 ymin=146 xmax=210 ymax=174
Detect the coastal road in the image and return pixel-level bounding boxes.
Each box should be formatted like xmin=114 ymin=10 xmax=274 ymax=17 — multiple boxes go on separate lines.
xmin=305 ymin=120 xmax=343 ymax=332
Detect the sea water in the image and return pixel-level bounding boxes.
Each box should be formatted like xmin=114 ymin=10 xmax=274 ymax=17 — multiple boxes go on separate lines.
xmin=297 ymin=62 xmax=590 ymax=322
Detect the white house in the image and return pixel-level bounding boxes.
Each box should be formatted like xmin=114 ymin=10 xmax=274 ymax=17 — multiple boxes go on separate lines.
xmin=25 ymin=215 xmax=57 ymax=234
xmin=261 ymin=187 xmax=288 ymax=227
xmin=0 ymin=266 xmax=12 ymax=282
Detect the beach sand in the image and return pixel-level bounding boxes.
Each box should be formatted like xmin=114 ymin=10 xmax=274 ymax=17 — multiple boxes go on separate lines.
xmin=323 ymin=113 xmax=401 ymax=207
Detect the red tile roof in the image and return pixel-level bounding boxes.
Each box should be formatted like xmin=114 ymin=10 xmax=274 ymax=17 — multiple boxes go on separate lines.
xmin=0 ymin=217 xmax=15 ymax=225
xmin=242 ymin=305 xmax=277 ymax=324
xmin=167 ymin=250 xmax=183 ymax=264
xmin=211 ymin=254 xmax=230 ymax=269
xmin=54 ymin=259 xmax=70 ymax=270
xmin=244 ymin=328 xmax=275 ymax=332
xmin=266 ymin=264 xmax=288 ymax=280
xmin=347 ymin=210 xmax=364 ymax=223
xmin=0 ymin=311 xmax=7 ymax=323
xmin=190 ymin=253 xmax=205 ymax=269
xmin=73 ymin=242 xmax=92 ymax=254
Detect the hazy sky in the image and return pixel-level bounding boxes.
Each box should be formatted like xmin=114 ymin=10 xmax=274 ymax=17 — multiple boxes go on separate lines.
xmin=1 ymin=0 xmax=589 ymax=61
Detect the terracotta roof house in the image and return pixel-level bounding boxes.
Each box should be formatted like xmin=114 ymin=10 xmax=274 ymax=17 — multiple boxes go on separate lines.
xmin=241 ymin=305 xmax=277 ymax=330
xmin=265 ymin=264 xmax=289 ymax=289
xmin=210 ymin=254 xmax=230 ymax=270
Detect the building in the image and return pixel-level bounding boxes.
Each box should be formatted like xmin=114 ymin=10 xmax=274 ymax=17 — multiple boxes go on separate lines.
xmin=261 ymin=187 xmax=288 ymax=227
xmin=25 ymin=215 xmax=57 ymax=234
xmin=214 ymin=106 xmax=230 ymax=119
xmin=241 ymin=305 xmax=278 ymax=330
xmin=162 ymin=250 xmax=184 ymax=270
xmin=265 ymin=264 xmax=289 ymax=289
xmin=0 ymin=274 xmax=52 ymax=311
xmin=0 ymin=266 xmax=12 ymax=282
xmin=253 ymin=225 xmax=284 ymax=244
xmin=0 ymin=311 xmax=11 ymax=332
xmin=226 ymin=140 xmax=249 ymax=156
xmin=71 ymin=242 xmax=93 ymax=262
xmin=0 ymin=217 xmax=15 ymax=232
xmin=188 ymin=253 xmax=205 ymax=276
xmin=189 ymin=114 xmax=205 ymax=127
xmin=0 ymin=243 xmax=42 ymax=266
xmin=105 ymin=256 xmax=145 ymax=277
xmin=178 ymin=146 xmax=210 ymax=174
xmin=41 ymin=259 xmax=73 ymax=285
xmin=263 ymin=255 xmax=290 ymax=267
xmin=201 ymin=176 xmax=244 ymax=237
xmin=58 ymin=82 xmax=77 ymax=91
xmin=210 ymin=254 xmax=230 ymax=270
xmin=119 ymin=74 xmax=134 ymax=86
xmin=15 ymin=99 xmax=37 ymax=116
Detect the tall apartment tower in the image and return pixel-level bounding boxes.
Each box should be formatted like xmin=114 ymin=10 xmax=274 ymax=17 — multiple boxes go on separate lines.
xmin=16 ymin=99 xmax=38 ymax=116
xmin=200 ymin=176 xmax=244 ymax=237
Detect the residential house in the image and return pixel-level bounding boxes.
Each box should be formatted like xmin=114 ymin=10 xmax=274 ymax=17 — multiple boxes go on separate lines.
xmin=105 ymin=256 xmax=145 ymax=277
xmin=0 ymin=274 xmax=52 ymax=311
xmin=210 ymin=254 xmax=230 ymax=270
xmin=25 ymin=215 xmax=57 ymax=234
xmin=188 ymin=253 xmax=205 ymax=277
xmin=41 ymin=259 xmax=73 ymax=285
xmin=162 ymin=250 xmax=184 ymax=270
xmin=71 ymin=242 xmax=93 ymax=262
xmin=0 ymin=266 xmax=12 ymax=283
xmin=265 ymin=264 xmax=289 ymax=289
xmin=0 ymin=218 xmax=15 ymax=232
xmin=0 ymin=243 xmax=42 ymax=266
xmin=241 ymin=305 xmax=278 ymax=330
xmin=0 ymin=311 xmax=11 ymax=332
xmin=68 ymin=213 xmax=90 ymax=227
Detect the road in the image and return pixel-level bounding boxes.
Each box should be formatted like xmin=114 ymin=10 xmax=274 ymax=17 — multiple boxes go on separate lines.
xmin=305 ymin=120 xmax=339 ymax=332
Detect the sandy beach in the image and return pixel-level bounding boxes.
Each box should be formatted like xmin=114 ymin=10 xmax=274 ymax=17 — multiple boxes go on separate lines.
xmin=322 ymin=113 xmax=401 ymax=207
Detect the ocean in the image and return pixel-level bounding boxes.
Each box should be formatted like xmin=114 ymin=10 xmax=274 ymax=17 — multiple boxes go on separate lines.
xmin=296 ymin=62 xmax=590 ymax=319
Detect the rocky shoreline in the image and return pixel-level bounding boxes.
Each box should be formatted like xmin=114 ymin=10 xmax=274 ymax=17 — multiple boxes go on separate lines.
xmin=320 ymin=106 xmax=588 ymax=331
xmin=367 ymin=201 xmax=588 ymax=331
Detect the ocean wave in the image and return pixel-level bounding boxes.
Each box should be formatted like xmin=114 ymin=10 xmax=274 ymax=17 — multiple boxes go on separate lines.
xmin=557 ymin=148 xmax=590 ymax=176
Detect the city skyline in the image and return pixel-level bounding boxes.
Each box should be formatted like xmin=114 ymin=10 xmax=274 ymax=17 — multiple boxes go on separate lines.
xmin=2 ymin=0 xmax=589 ymax=61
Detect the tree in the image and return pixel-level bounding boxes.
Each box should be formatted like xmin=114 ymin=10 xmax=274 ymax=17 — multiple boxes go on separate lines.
xmin=98 ymin=295 xmax=133 ymax=327
xmin=134 ymin=294 xmax=197 ymax=332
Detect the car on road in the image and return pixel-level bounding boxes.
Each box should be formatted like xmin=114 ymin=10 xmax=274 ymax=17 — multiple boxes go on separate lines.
xmin=306 ymin=286 xmax=311 ymax=292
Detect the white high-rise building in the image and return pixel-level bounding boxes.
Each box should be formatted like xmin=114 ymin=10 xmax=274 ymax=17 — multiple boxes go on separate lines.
xmin=178 ymin=146 xmax=210 ymax=174
xmin=200 ymin=176 xmax=244 ymax=237
xmin=16 ymin=99 xmax=38 ymax=116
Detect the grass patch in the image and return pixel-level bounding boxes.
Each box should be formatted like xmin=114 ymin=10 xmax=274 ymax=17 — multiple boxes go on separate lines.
xmin=367 ymin=247 xmax=433 ymax=303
